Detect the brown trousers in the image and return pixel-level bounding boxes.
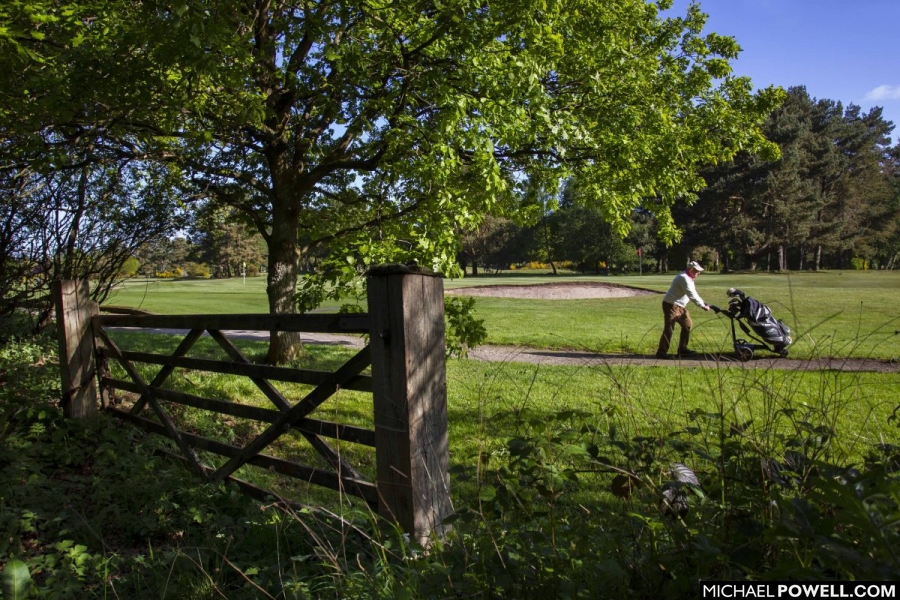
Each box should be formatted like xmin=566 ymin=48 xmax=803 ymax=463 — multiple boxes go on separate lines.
xmin=657 ymin=301 xmax=692 ymax=355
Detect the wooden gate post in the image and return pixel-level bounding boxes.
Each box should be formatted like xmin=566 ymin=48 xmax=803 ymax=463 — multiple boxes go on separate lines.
xmin=52 ymin=280 xmax=99 ymax=418
xmin=367 ymin=265 xmax=452 ymax=544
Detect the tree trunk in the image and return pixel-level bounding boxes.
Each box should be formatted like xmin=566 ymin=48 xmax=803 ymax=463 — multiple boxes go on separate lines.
xmin=815 ymin=245 xmax=822 ymax=271
xmin=472 ymin=261 xmax=478 ymax=277
xmin=265 ymin=201 xmax=303 ymax=364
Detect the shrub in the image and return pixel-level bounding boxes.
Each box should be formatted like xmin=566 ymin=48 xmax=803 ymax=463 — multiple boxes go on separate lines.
xmin=427 ymin=406 xmax=900 ymax=598
xmin=850 ymin=257 xmax=869 ymax=270
xmin=444 ymin=296 xmax=488 ymax=358
xmin=184 ymin=262 xmax=211 ymax=278
xmin=117 ymin=257 xmax=140 ymax=278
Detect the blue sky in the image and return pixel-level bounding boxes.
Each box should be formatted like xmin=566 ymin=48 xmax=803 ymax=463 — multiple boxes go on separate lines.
xmin=669 ymin=0 xmax=900 ymax=144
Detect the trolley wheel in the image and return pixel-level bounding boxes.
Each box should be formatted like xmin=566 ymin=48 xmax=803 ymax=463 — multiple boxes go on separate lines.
xmin=778 ymin=349 xmax=789 ymax=358
xmin=737 ymin=346 xmax=753 ymax=362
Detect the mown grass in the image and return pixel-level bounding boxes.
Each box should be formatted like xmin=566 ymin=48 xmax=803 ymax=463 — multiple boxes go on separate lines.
xmin=105 ymin=271 xmax=900 ymax=360
xmin=458 ymin=270 xmax=900 ymax=359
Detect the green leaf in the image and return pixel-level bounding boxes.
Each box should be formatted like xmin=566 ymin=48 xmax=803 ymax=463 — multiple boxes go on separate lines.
xmin=478 ymin=486 xmax=497 ymax=502
xmin=2 ymin=559 xmax=32 ymax=600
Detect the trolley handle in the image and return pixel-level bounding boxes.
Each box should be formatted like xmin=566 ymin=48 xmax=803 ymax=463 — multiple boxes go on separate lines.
xmin=709 ymin=304 xmax=738 ymax=318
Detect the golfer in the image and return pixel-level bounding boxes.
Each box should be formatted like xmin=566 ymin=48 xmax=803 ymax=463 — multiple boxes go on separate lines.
xmin=656 ymin=260 xmax=710 ymax=359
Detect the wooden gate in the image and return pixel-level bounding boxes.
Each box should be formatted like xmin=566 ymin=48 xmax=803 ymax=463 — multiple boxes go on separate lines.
xmin=52 ymin=266 xmax=452 ymax=543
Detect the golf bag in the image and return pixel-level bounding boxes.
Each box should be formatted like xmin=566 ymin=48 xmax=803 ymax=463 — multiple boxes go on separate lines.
xmin=711 ymin=288 xmax=792 ymax=360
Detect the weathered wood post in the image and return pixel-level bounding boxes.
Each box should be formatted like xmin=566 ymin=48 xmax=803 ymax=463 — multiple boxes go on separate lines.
xmin=52 ymin=280 xmax=100 ymax=418
xmin=367 ymin=265 xmax=452 ymax=544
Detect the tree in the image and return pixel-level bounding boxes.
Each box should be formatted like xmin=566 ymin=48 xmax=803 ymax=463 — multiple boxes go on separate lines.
xmin=689 ymin=87 xmax=896 ymax=272
xmin=625 ymin=209 xmax=658 ymax=271
xmin=191 ymin=205 xmax=265 ymax=278
xmin=755 ymin=88 xmax=824 ymax=270
xmin=2 ymin=0 xmax=782 ymax=361
xmin=555 ymin=178 xmax=636 ymax=273
xmin=0 ymin=151 xmax=186 ymax=328
xmin=0 ymin=2 xmax=187 ymax=326
xmin=813 ymin=105 xmax=896 ymax=269
xmin=879 ymin=143 xmax=900 ymax=269
xmin=679 ymin=153 xmax=769 ymax=271
xmin=458 ymin=216 xmax=520 ymax=276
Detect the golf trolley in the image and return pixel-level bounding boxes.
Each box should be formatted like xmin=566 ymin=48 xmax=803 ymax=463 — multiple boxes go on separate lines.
xmin=710 ymin=288 xmax=792 ymax=361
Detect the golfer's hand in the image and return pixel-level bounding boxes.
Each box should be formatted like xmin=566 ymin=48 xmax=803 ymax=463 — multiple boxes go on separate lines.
xmin=702 ymin=304 xmax=711 ymax=311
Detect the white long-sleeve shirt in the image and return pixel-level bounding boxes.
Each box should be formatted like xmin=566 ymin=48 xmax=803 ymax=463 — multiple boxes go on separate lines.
xmin=663 ymin=272 xmax=706 ymax=308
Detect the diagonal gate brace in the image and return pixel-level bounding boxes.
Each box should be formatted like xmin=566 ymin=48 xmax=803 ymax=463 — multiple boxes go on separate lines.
xmin=130 ymin=328 xmax=205 ymax=415
xmin=94 ymin=327 xmax=207 ymax=479
xmin=208 ymin=329 xmax=367 ymax=482
xmin=210 ymin=345 xmax=371 ymax=484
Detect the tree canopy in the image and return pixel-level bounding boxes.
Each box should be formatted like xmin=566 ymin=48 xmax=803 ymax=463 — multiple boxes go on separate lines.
xmin=2 ymin=0 xmax=783 ymax=360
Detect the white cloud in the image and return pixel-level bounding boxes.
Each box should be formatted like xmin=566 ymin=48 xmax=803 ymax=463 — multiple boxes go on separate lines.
xmin=864 ymin=85 xmax=900 ymax=101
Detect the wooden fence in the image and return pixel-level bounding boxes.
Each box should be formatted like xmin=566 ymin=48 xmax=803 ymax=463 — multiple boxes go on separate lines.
xmin=52 ymin=266 xmax=451 ymax=543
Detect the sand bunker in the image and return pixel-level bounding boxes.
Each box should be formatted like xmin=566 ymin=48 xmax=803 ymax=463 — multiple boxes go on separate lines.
xmin=445 ymin=281 xmax=658 ymax=300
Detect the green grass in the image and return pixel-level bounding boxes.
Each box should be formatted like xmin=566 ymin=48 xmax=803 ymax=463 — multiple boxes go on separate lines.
xmin=97 ymin=272 xmax=900 ymax=515
xmin=106 ymin=276 xmax=354 ymax=314
xmin=448 ymin=355 xmax=900 ymax=471
xmin=104 ymin=330 xmax=900 ymax=505
xmin=6 ymin=317 xmax=900 ymax=596
xmin=456 ymin=271 xmax=900 ymax=360
xmin=108 ymin=271 xmax=900 ymax=360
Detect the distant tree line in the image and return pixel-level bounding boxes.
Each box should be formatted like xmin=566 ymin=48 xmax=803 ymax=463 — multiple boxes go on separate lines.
xmin=133 ymin=207 xmax=267 ymax=280
xmin=682 ymin=86 xmax=899 ymax=272
xmin=460 ymin=87 xmax=900 ymax=275
xmin=457 ymin=186 xmax=655 ymax=275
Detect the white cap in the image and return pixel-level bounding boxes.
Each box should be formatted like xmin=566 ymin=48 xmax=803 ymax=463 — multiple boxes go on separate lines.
xmin=688 ymin=260 xmax=704 ymax=272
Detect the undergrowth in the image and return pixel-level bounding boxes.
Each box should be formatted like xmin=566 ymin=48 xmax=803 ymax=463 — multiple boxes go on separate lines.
xmin=1 ymin=317 xmax=899 ymax=599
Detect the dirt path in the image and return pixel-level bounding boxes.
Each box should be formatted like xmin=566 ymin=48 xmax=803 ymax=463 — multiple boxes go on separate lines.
xmin=466 ymin=344 xmax=900 ymax=373
xmin=446 ymin=282 xmax=899 ymax=372
xmin=112 ymin=328 xmax=899 ymax=373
